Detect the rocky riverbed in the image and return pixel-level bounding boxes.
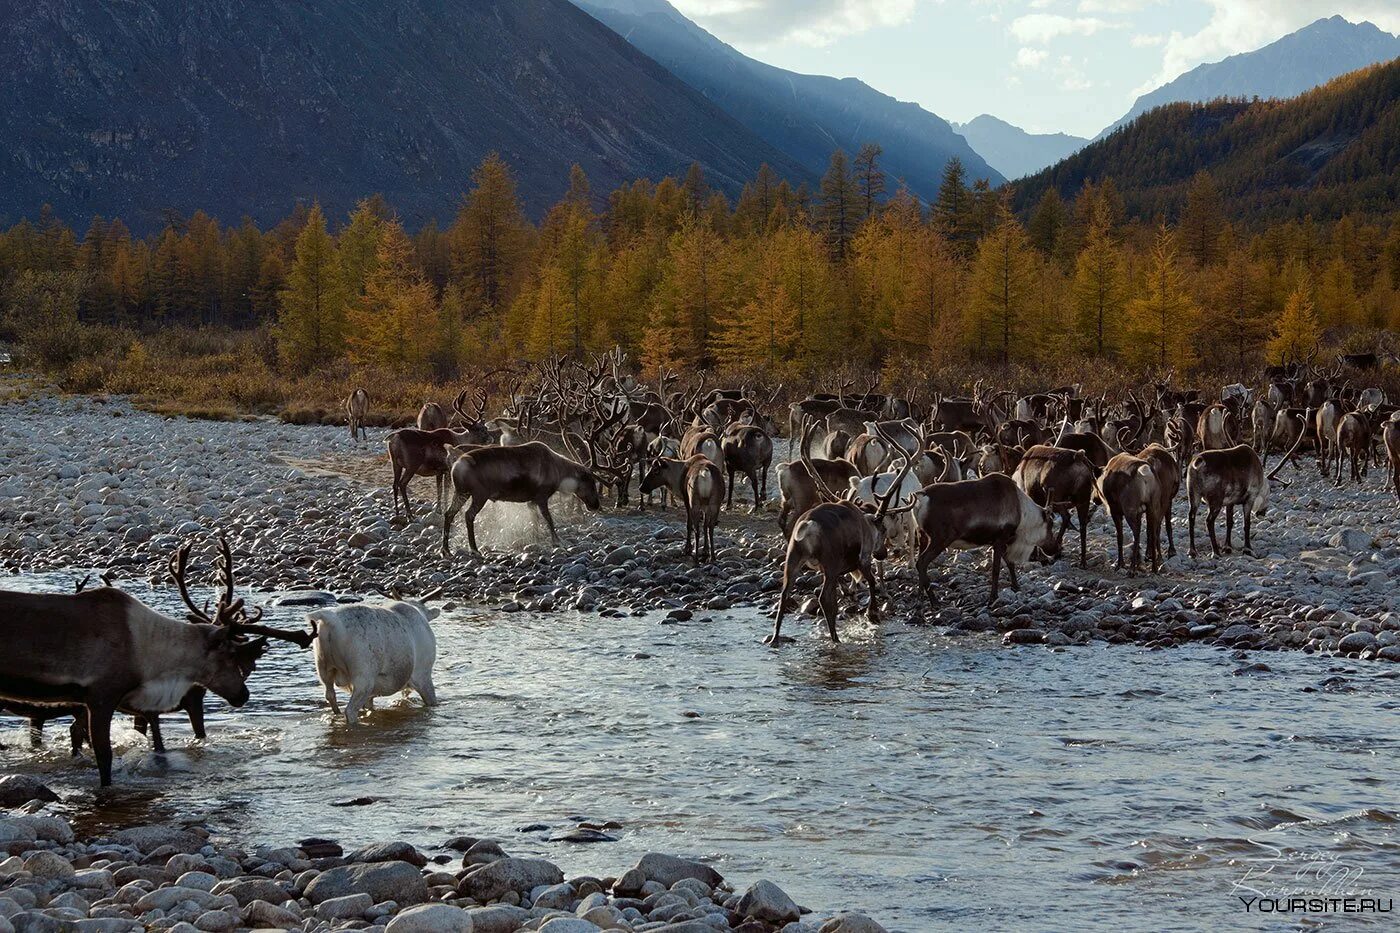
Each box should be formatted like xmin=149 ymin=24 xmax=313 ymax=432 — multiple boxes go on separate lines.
xmin=0 ymin=775 xmax=882 ymax=933
xmin=2 ymin=388 xmax=1399 ymax=658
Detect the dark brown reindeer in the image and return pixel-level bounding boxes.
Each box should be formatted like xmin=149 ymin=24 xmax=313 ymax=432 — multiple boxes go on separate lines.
xmin=388 ymin=389 xmax=491 ymax=521
xmin=910 ymin=473 xmax=1059 ymax=606
xmin=721 ymin=423 xmax=773 ymax=512
xmin=768 ymin=435 xmax=914 ymax=645
xmin=0 ymin=538 xmax=310 ymax=785
xmin=1138 ymin=443 xmax=1180 ymax=560
xmin=1013 ymin=445 xmax=1096 ymax=568
xmin=345 ymin=387 xmax=369 ymax=442
xmin=440 ymin=431 xmax=620 ymax=555
xmin=1336 ymin=409 xmax=1374 ymax=484
xmin=775 ymin=456 xmax=860 ymax=536
xmin=1187 ymin=436 xmax=1300 ymax=558
xmin=641 ymin=455 xmax=726 ymax=563
xmin=1095 ymin=452 xmax=1163 ymax=573
xmin=1384 ymin=415 xmax=1400 ymax=502
xmin=417 ymin=400 xmax=449 ymax=431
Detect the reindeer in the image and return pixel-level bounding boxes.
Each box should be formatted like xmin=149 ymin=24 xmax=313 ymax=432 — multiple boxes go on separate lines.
xmin=1139 ymin=443 xmax=1180 ymax=560
xmin=1013 ymin=445 xmax=1096 ymax=568
xmin=0 ymin=538 xmax=309 ymax=785
xmin=1195 ymin=403 xmax=1232 ymax=451
xmin=721 ymin=424 xmax=772 ymax=512
xmin=910 ymin=473 xmax=1058 ymax=605
xmin=1314 ymin=399 xmax=1346 ymax=478
xmin=1056 ymin=432 xmax=1113 ymax=470
xmin=775 ymin=457 xmax=859 ymax=537
xmin=387 ymin=392 xmax=492 ymax=521
xmin=641 ymin=456 xmax=725 ymax=563
xmin=845 ymin=432 xmax=891 ymax=476
xmin=345 ymin=388 xmax=369 ymax=442
xmin=1336 ymin=409 xmax=1373 ymax=484
xmin=1385 ymin=414 xmax=1400 ymax=502
xmin=441 ymin=441 xmax=614 ymax=555
xmin=681 ymin=425 xmax=723 ymax=465
xmin=768 ymin=441 xmax=914 ymax=645
xmin=1250 ymin=397 xmax=1277 ymax=455
xmin=819 ymin=429 xmax=852 ymax=460
xmin=417 ymin=401 xmax=449 ymax=431
xmin=1095 ymin=453 xmax=1162 ymax=573
xmin=1187 ymin=438 xmax=1298 ymax=558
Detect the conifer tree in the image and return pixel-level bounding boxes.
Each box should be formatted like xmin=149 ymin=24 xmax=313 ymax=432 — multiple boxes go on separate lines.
xmin=274 ymin=204 xmax=347 ymax=369
xmin=1125 ymin=225 xmax=1197 ymax=370
xmin=967 ymin=205 xmax=1034 ymax=363
xmin=1071 ymin=200 xmax=1126 ymax=357
xmin=1266 ymin=283 xmax=1322 ymax=365
xmin=853 ymin=143 xmax=886 ymax=220
xmin=346 ymin=220 xmax=438 ymax=368
xmin=817 ymin=149 xmax=858 ymax=260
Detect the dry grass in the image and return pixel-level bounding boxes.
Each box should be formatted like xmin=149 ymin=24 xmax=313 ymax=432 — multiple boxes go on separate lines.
xmin=35 ymin=325 xmax=453 ymax=425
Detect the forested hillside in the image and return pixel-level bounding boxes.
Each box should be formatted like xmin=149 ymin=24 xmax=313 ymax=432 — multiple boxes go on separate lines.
xmin=1016 ymin=60 xmax=1400 ymax=223
xmin=4 ymin=139 xmax=1396 ymax=423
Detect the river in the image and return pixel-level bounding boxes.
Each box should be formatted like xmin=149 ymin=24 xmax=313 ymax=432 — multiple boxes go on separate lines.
xmin=2 ymin=573 xmax=1398 ymax=930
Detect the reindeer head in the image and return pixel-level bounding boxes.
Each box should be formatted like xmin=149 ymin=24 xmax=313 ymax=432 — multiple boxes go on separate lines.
xmin=169 ymin=536 xmax=312 ymax=706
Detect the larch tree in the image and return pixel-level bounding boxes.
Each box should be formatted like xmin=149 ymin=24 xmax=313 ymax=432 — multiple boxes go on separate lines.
xmin=274 ymin=203 xmax=348 ymax=370
xmin=817 ymin=149 xmax=858 ymax=260
xmin=1125 ymin=225 xmax=1197 ymax=371
xmin=853 ymin=143 xmax=886 ymax=221
xmin=1200 ymin=248 xmax=1267 ymax=372
xmin=1265 ymin=283 xmax=1322 ymax=365
xmin=346 ymin=220 xmax=438 ymax=368
xmin=933 ymin=157 xmax=975 ymax=255
xmin=967 ymin=205 xmax=1034 ymax=364
xmin=1316 ymin=257 xmax=1363 ymax=331
xmin=1070 ymin=200 xmax=1127 ymax=357
xmin=449 ymin=153 xmax=529 ymax=319
xmin=1179 ymin=171 xmax=1225 ymax=267
xmin=337 ymin=200 xmax=385 ymax=299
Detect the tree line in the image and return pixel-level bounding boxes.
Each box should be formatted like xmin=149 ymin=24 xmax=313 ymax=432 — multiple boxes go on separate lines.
xmin=3 ymin=148 xmax=1398 ymax=382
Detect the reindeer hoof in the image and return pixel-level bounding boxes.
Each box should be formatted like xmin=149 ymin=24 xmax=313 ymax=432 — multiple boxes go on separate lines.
xmin=762 ymin=634 xmax=794 ymax=647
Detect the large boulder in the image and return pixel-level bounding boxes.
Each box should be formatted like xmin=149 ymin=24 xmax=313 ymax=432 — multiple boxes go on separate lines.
xmin=0 ymin=777 xmax=58 ymax=807
xmin=736 ymin=880 xmax=800 ymax=924
xmin=630 ymin=853 xmax=722 ymax=889
xmin=348 ymin=841 xmax=427 ymax=867
xmin=385 ymin=903 xmax=473 ymax=933
xmin=819 ymin=914 xmax=889 ymax=933
xmin=457 ymin=858 xmax=563 ymax=902
xmin=305 ymin=861 xmax=428 ymax=906
xmin=462 ymin=905 xmax=529 ymax=933
xmin=109 ymin=825 xmax=206 ymax=854
xmin=212 ymin=878 xmax=292 ymax=907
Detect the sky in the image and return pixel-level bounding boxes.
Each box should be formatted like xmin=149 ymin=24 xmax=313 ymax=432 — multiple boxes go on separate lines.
xmin=667 ymin=1 xmax=1400 ymax=138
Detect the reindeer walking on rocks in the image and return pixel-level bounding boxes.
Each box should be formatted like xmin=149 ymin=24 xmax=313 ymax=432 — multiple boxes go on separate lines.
xmin=345 ymin=388 xmax=369 ymax=442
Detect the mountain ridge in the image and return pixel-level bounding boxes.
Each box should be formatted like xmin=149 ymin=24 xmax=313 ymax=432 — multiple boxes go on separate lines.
xmin=951 ymin=115 xmax=1087 ymax=181
xmin=572 ymin=0 xmax=1005 ymax=197
xmin=0 ymin=0 xmax=811 ymax=231
xmin=1097 ymin=16 xmax=1400 ymax=141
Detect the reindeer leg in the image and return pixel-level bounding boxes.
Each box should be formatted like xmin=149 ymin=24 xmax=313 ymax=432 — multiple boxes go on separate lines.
xmin=464 ymin=497 xmax=487 ymax=555
xmin=859 ymin=564 xmax=880 ymax=623
xmin=726 ymin=467 xmax=736 ymax=511
xmin=1242 ymin=507 xmax=1253 ymax=555
xmin=1223 ymin=505 xmax=1234 ymax=553
xmin=988 ymin=546 xmax=1003 ymax=605
xmin=1206 ymin=504 xmax=1222 ymax=557
xmin=88 ymin=702 xmax=116 ymax=787
xmin=27 ymin=717 xmax=43 ymax=749
xmin=749 ymin=469 xmax=760 ymax=513
xmin=819 ymin=572 xmax=840 ymax=643
xmin=184 ymin=690 xmax=207 ymax=740
xmin=441 ymin=492 xmax=465 ymax=556
xmin=536 ymin=498 xmax=561 ymax=544
xmin=1163 ymin=501 xmax=1176 ymax=558
xmin=1128 ymin=511 xmax=1142 ymax=574
xmin=1112 ymin=511 xmax=1125 ymax=570
xmin=145 ymin=715 xmax=165 ymax=754
xmin=766 ymin=552 xmax=799 ymax=646
xmin=69 ymin=718 xmax=85 ymax=756
xmin=1077 ymin=502 xmax=1090 ymax=568
xmin=1188 ymin=501 xmax=1198 ymax=558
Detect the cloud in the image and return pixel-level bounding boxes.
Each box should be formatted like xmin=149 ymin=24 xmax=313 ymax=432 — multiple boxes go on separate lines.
xmin=1140 ymin=2 xmax=1400 ymax=95
xmin=670 ymin=0 xmax=921 ymax=47
xmin=1054 ymin=54 xmax=1093 ymax=91
xmin=1130 ymin=33 xmax=1163 ymax=47
xmin=1015 ymin=46 xmax=1049 ymax=69
xmin=1009 ymin=13 xmax=1116 ymax=45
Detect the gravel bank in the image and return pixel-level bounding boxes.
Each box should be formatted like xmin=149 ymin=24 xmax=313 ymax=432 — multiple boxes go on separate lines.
xmin=2 ymin=389 xmax=1399 ymax=658
xmin=0 ymin=778 xmax=883 ymax=933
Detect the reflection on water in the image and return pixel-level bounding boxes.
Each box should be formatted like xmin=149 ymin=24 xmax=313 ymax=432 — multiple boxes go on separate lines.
xmin=3 ymin=573 xmax=1399 ymax=931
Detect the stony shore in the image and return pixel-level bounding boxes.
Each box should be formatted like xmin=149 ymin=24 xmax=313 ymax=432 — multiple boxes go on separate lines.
xmin=0 ymin=775 xmax=883 ymax=933
xmin=2 ymin=387 xmax=1399 ymax=662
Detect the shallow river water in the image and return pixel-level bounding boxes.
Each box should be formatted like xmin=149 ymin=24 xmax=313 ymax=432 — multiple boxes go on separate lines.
xmin=2 ymin=573 xmax=1399 ymax=931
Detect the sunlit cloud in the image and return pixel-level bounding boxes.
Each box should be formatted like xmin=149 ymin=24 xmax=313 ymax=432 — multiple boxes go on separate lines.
xmin=671 ymin=0 xmax=922 ymax=47
xmin=1010 ymin=13 xmax=1117 ymax=45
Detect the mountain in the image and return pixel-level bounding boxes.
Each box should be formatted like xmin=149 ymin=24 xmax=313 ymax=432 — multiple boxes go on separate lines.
xmin=1014 ymin=59 xmax=1400 ymax=223
xmin=951 ymin=115 xmax=1087 ymax=180
xmin=572 ymin=0 xmax=1004 ymax=199
xmin=0 ymin=0 xmax=810 ymax=231
xmin=1098 ymin=16 xmax=1400 ymax=140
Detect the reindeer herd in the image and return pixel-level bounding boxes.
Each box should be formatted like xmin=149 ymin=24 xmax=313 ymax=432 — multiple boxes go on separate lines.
xmin=4 ymin=350 xmax=1400 ymax=785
